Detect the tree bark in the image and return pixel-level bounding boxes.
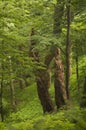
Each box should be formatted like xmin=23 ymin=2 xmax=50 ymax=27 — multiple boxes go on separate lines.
xmin=29 ymin=28 xmax=54 ymax=113
xmin=36 ymin=70 xmax=54 ymax=113
xmin=54 ymin=48 xmax=67 ymax=108
xmin=66 ymin=0 xmax=71 ymax=99
xmin=53 ymin=0 xmax=67 ymax=109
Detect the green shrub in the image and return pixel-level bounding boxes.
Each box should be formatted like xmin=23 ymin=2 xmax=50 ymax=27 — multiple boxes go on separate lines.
xmin=0 ymin=122 xmax=8 ymax=130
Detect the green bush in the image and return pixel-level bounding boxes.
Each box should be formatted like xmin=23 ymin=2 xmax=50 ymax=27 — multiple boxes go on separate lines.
xmin=0 ymin=122 xmax=8 ymax=130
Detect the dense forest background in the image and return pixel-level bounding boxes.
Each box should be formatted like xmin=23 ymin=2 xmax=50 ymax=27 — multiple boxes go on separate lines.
xmin=0 ymin=0 xmax=86 ymax=130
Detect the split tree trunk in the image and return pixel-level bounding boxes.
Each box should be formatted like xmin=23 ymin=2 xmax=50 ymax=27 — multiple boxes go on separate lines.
xmin=54 ymin=48 xmax=67 ymax=108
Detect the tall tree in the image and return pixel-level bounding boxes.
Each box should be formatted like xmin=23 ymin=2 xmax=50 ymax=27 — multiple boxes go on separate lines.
xmin=65 ymin=0 xmax=71 ymax=99
xmin=0 ymin=39 xmax=5 ymax=122
xmin=0 ymin=67 xmax=4 ymax=122
xmin=0 ymin=0 xmax=32 ymax=112
xmin=9 ymin=56 xmax=16 ymax=110
xmin=29 ymin=28 xmax=54 ymax=113
xmin=53 ymin=0 xmax=67 ymax=108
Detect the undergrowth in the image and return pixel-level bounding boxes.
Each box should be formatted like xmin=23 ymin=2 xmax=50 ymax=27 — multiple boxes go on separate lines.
xmin=1 ymin=107 xmax=85 ymax=130
xmin=0 ymin=56 xmax=86 ymax=130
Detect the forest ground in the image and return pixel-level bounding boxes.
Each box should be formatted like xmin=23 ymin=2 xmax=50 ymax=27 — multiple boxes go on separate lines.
xmin=0 ymin=56 xmax=86 ymax=130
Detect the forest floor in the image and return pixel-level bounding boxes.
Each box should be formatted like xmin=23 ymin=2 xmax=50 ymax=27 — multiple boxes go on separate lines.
xmin=0 ymin=56 xmax=86 ymax=130
xmin=0 ymin=83 xmax=86 ymax=130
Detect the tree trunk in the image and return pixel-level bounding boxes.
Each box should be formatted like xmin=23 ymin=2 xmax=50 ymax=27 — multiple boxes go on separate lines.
xmin=54 ymin=48 xmax=67 ymax=108
xmin=29 ymin=28 xmax=54 ymax=113
xmin=66 ymin=0 xmax=71 ymax=99
xmin=53 ymin=0 xmax=64 ymax=35
xmin=19 ymin=78 xmax=25 ymax=89
xmin=0 ymin=41 xmax=4 ymax=122
xmin=36 ymin=70 xmax=54 ymax=113
xmin=83 ymin=76 xmax=86 ymax=94
xmin=53 ymin=0 xmax=67 ymax=109
xmin=80 ymin=76 xmax=86 ymax=107
xmin=10 ymin=80 xmax=16 ymax=110
xmin=0 ymin=74 xmax=4 ymax=122
xmin=75 ymin=55 xmax=80 ymax=92
xmin=9 ymin=56 xmax=16 ymax=110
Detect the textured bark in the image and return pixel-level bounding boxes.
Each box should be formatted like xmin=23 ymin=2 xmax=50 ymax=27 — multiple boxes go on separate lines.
xmin=29 ymin=28 xmax=54 ymax=113
xmin=36 ymin=70 xmax=54 ymax=113
xmin=66 ymin=1 xmax=71 ymax=99
xmin=54 ymin=48 xmax=67 ymax=108
xmin=53 ymin=0 xmax=67 ymax=109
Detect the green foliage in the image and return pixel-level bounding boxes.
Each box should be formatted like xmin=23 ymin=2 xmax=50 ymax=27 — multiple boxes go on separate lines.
xmin=5 ymin=107 xmax=86 ymax=130
xmin=3 ymin=83 xmax=85 ymax=130
xmin=7 ymin=84 xmax=42 ymax=122
xmin=70 ymin=56 xmax=86 ymax=99
xmin=0 ymin=0 xmax=86 ymax=130
xmin=0 ymin=122 xmax=8 ymax=130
